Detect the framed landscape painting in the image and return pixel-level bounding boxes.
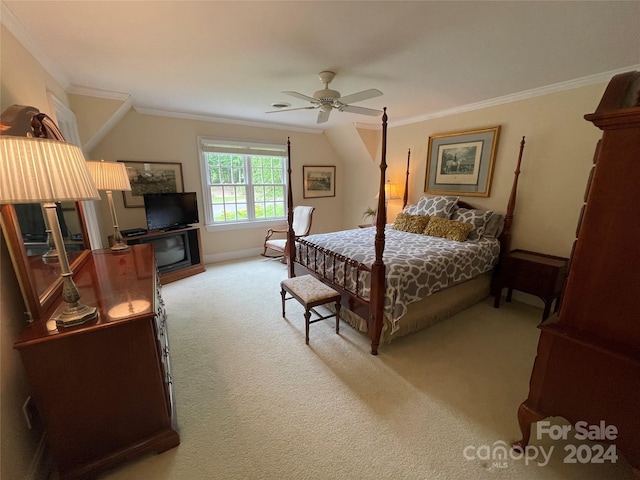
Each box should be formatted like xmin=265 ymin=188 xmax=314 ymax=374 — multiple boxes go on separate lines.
xmin=303 ymin=165 xmax=336 ymax=198
xmin=424 ymin=126 xmax=500 ymax=197
xmin=118 ymin=160 xmax=184 ymax=207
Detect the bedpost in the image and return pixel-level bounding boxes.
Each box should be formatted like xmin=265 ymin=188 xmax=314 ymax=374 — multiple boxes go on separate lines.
xmin=490 ymin=136 xmax=524 ymax=296
xmin=501 ymin=136 xmax=525 ymax=255
xmin=403 ymin=148 xmax=410 ymax=209
xmin=369 ymin=108 xmax=388 ymax=355
xmin=286 ymin=137 xmax=296 ymax=278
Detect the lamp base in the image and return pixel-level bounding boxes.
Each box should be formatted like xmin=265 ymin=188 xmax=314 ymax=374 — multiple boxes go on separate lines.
xmin=110 ymin=241 xmax=130 ymax=252
xmin=55 ymin=303 xmax=98 ymax=328
xmin=42 ymin=249 xmax=60 ymax=263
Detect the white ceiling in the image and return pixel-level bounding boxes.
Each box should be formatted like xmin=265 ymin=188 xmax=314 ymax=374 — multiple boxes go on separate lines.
xmin=3 ymin=1 xmax=640 ymax=131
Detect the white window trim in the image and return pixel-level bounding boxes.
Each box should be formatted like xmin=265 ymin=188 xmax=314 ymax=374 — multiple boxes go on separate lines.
xmin=204 ymin=218 xmax=287 ymax=233
xmin=197 ymin=136 xmax=288 ymax=230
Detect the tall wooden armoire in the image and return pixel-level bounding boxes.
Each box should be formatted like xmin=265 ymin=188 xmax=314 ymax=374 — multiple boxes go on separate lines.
xmin=514 ymin=71 xmax=640 ymax=476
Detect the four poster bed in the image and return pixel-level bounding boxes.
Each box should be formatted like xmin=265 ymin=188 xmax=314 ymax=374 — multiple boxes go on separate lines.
xmin=284 ymin=109 xmax=524 ymax=354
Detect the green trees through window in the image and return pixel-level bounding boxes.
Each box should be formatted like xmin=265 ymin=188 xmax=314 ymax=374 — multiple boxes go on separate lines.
xmin=201 ymin=148 xmax=287 ymax=224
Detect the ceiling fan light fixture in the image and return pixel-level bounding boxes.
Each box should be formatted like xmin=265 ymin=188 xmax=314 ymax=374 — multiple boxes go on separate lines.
xmin=270 ymin=71 xmax=383 ymax=122
xmin=313 ymin=88 xmax=340 ymax=101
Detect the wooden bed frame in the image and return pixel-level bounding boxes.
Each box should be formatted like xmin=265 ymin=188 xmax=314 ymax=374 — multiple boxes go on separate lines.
xmin=285 ymin=109 xmax=525 ymax=354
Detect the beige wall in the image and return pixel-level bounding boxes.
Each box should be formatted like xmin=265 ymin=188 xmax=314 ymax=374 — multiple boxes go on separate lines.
xmin=0 ymin=20 xmax=615 ymax=479
xmin=1 ymin=24 xmax=56 ymax=480
xmin=68 ymin=93 xmax=129 ymax=150
xmin=341 ymin=84 xmax=606 ymax=258
xmin=87 ymin=110 xmax=344 ymax=260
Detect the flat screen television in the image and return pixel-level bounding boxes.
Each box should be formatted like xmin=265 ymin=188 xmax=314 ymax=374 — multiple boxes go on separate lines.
xmin=143 ymin=192 xmax=199 ymax=231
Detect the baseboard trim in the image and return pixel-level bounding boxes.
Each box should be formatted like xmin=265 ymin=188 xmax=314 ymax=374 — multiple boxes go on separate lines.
xmin=203 ymin=248 xmax=262 ymax=264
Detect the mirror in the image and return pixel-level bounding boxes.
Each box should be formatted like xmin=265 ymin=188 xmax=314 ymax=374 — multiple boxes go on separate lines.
xmin=1 ymin=105 xmax=92 ymax=322
xmin=1 ymin=203 xmax=91 ymax=322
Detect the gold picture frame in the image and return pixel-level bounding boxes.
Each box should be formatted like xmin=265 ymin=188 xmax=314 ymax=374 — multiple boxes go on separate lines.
xmin=424 ymin=126 xmax=500 ymax=197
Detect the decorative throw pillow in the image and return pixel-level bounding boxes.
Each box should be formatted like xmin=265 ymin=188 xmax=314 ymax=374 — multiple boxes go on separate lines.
xmin=423 ymin=216 xmax=473 ymax=242
xmin=393 ymin=212 xmax=430 ymax=234
xmin=451 ymin=208 xmax=494 ymax=241
xmin=401 ymin=204 xmax=418 ymax=215
xmin=415 ymin=195 xmax=459 ymax=218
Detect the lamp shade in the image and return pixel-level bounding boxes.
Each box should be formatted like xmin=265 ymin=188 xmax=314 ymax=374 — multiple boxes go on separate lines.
xmin=376 ymin=181 xmax=401 ymax=201
xmin=384 ymin=181 xmax=400 ymax=200
xmin=86 ymin=160 xmax=132 ymax=192
xmin=0 ymin=135 xmax=99 ymax=204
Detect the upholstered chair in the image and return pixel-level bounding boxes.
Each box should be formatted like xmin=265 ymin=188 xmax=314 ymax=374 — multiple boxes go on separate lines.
xmin=262 ymin=206 xmax=315 ymax=262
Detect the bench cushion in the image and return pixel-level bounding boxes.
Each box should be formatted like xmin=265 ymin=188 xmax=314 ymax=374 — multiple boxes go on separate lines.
xmin=281 ymin=275 xmax=340 ymax=304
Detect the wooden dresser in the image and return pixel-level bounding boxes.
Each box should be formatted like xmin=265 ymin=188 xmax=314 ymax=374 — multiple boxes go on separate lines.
xmin=14 ymin=244 xmax=179 ymax=479
xmin=514 ymin=71 xmax=640 ymax=475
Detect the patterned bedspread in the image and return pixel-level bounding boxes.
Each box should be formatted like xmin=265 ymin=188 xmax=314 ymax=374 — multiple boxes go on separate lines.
xmin=296 ymin=226 xmax=500 ymax=334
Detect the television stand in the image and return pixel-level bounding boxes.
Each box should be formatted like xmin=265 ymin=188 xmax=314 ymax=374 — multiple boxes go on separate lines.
xmin=163 ymin=224 xmax=191 ymax=232
xmin=123 ymin=226 xmax=205 ymax=284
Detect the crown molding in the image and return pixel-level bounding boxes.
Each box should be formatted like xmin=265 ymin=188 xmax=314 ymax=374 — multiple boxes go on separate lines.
xmin=1 ymin=1 xmax=70 ymax=89
xmin=67 ymin=86 xmax=131 ymax=102
xmin=353 ymin=122 xmax=381 ymax=131
xmin=83 ymin=96 xmax=133 ymax=154
xmin=133 ymin=106 xmax=322 ymax=134
xmin=391 ymin=65 xmax=640 ymax=127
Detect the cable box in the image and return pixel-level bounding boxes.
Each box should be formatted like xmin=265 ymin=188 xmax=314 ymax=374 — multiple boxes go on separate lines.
xmin=121 ymin=228 xmax=148 ymax=238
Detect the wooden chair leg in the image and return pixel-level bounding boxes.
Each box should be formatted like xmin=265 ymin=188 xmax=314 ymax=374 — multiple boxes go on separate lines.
xmin=335 ymin=302 xmax=341 ymax=334
xmin=280 ymin=289 xmax=286 ymax=317
xmin=304 ymin=310 xmax=311 ymax=345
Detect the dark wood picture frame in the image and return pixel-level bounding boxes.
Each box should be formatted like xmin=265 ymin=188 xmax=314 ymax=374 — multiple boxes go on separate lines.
xmin=118 ymin=160 xmax=184 ymax=208
xmin=302 ymin=165 xmax=336 ymax=199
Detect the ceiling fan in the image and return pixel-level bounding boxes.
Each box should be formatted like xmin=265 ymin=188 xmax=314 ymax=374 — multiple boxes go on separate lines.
xmin=267 ymin=71 xmax=383 ymax=124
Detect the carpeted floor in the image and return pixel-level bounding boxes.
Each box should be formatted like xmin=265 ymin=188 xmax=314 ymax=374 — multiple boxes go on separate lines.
xmin=99 ymin=257 xmax=635 ymax=479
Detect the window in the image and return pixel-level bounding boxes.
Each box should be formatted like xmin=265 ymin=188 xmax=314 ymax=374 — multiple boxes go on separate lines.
xmin=198 ymin=137 xmax=288 ymax=227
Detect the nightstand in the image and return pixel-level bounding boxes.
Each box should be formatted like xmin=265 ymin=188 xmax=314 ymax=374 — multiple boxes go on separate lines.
xmin=493 ymin=249 xmax=569 ymax=321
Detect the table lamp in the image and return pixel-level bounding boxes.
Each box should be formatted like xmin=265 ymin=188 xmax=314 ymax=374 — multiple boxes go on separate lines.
xmin=384 ymin=180 xmax=400 ymax=202
xmin=375 ymin=180 xmax=400 ymax=204
xmin=0 ymin=135 xmax=101 ymax=327
xmin=86 ymin=160 xmax=132 ymax=252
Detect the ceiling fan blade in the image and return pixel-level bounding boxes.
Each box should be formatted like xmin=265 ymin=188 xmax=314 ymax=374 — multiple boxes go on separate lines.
xmin=317 ymin=108 xmax=331 ymax=124
xmin=340 ymin=105 xmax=383 ymax=116
xmin=338 ymin=88 xmax=383 ymax=105
xmin=266 ymin=106 xmax=317 ymax=114
xmin=282 ymin=91 xmax=318 ymax=103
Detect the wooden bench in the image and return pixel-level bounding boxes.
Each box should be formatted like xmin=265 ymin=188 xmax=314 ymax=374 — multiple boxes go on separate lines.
xmin=280 ymin=275 xmax=342 ymax=345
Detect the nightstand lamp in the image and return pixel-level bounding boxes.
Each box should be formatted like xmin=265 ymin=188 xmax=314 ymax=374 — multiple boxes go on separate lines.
xmin=376 ymin=180 xmax=400 ymax=204
xmin=0 ymin=135 xmax=101 ymax=327
xmin=384 ymin=180 xmax=400 ymax=202
xmin=86 ymin=160 xmax=132 ymax=252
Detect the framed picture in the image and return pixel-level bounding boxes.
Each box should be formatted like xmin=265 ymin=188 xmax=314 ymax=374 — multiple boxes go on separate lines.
xmin=303 ymin=165 xmax=336 ymax=199
xmin=118 ymin=161 xmax=184 ymax=208
xmin=424 ymin=126 xmax=500 ymax=197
